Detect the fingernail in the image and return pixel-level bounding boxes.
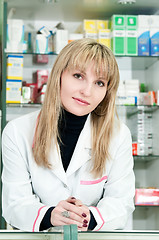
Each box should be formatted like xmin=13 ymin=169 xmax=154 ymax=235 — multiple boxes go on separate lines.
xmin=83 ymin=223 xmax=88 ymax=227
xmin=71 ymin=197 xmax=76 ymax=199
xmin=82 ymin=213 xmax=87 ymax=217
xmin=83 ymin=219 xmax=88 ymax=224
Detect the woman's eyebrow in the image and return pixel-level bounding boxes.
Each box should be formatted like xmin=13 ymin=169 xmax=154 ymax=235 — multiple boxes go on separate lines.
xmin=97 ymin=76 xmax=107 ymax=82
xmin=73 ymin=69 xmax=86 ymax=76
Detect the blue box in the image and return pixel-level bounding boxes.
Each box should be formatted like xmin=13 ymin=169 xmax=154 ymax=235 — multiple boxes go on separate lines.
xmin=138 ymin=29 xmax=150 ymax=56
xmin=150 ymin=29 xmax=159 ymax=56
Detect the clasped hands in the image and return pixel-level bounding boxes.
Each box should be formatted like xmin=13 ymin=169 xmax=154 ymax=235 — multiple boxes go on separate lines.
xmin=50 ymin=197 xmax=90 ymax=231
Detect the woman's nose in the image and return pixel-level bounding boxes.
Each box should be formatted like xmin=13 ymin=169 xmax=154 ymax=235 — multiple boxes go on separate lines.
xmin=80 ymin=83 xmax=92 ymax=96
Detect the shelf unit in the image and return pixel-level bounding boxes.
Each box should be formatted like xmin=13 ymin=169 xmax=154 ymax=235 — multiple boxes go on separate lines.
xmin=1 ymin=0 xmax=159 ymax=231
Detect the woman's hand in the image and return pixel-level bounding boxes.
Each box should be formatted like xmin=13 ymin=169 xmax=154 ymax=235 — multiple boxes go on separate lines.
xmin=67 ymin=197 xmax=90 ymax=231
xmin=50 ymin=197 xmax=90 ymax=231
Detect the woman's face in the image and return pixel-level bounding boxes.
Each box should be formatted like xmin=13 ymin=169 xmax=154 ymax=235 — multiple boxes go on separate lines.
xmin=60 ymin=62 xmax=107 ymax=116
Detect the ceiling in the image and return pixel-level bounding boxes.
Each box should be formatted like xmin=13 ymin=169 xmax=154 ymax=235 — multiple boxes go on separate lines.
xmin=5 ymin=0 xmax=159 ymax=21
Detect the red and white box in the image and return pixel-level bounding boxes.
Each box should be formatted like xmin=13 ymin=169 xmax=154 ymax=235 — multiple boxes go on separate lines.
xmin=132 ymin=142 xmax=138 ymax=155
xmin=25 ymin=83 xmax=38 ymax=103
xmin=135 ymin=188 xmax=159 ymax=206
xmin=33 ymin=70 xmax=49 ymax=90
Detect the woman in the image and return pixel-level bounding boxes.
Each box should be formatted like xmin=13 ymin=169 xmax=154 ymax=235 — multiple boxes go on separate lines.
xmin=2 ymin=38 xmax=135 ymax=232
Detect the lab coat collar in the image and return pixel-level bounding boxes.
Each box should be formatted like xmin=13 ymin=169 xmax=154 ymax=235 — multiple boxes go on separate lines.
xmin=49 ymin=114 xmax=92 ymax=184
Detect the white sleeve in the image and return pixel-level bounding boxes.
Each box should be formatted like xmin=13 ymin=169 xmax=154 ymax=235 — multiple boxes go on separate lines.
xmin=89 ymin=124 xmax=135 ymax=231
xmin=2 ymin=122 xmax=50 ymax=231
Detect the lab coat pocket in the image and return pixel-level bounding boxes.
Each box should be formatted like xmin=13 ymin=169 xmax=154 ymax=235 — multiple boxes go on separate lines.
xmin=78 ymin=175 xmax=107 ymax=206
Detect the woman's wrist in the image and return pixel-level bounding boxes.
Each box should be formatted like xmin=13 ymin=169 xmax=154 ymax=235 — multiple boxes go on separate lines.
xmin=39 ymin=206 xmax=55 ymax=231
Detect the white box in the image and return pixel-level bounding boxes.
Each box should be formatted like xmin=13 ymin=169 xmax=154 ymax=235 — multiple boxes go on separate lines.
xmin=6 ymin=19 xmax=24 ymax=53
xmin=6 ymin=80 xmax=22 ymax=103
xmin=53 ymin=29 xmax=68 ymax=54
xmin=149 ymin=15 xmax=159 ymax=28
xmin=7 ymin=55 xmax=23 ymax=80
xmin=68 ymin=33 xmax=83 ymax=43
xmin=36 ymin=34 xmax=48 ymax=54
xmin=84 ymin=30 xmax=98 ymax=40
xmin=138 ymin=15 xmax=151 ymax=29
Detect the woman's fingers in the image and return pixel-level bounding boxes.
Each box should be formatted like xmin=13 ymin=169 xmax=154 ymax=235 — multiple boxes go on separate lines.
xmin=50 ymin=200 xmax=84 ymax=227
xmin=67 ymin=197 xmax=83 ymax=206
xmin=50 ymin=198 xmax=91 ymax=230
xmin=66 ymin=197 xmax=90 ymax=230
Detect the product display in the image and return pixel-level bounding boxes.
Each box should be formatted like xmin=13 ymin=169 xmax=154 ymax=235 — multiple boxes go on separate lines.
xmin=2 ymin=0 xmax=159 ymax=231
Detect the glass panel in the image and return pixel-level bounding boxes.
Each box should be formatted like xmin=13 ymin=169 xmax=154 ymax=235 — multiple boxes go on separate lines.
xmin=116 ymin=56 xmax=159 ymax=71
xmin=78 ymin=231 xmax=159 ymax=240
xmin=0 ymin=231 xmax=63 ymax=240
xmin=6 ymin=104 xmax=42 ymax=122
xmin=117 ymin=105 xmax=159 ymax=156
xmin=134 ymin=156 xmax=159 ymax=161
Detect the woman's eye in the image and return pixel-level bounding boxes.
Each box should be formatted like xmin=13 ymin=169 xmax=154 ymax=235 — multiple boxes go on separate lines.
xmin=96 ymin=81 xmax=105 ymax=87
xmin=73 ymin=73 xmax=83 ymax=80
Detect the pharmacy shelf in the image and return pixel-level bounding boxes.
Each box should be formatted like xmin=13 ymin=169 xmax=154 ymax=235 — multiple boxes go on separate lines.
xmin=5 ymin=52 xmax=58 ymax=55
xmin=134 ymin=156 xmax=159 ymax=161
xmin=5 ymin=52 xmax=159 ymax=71
xmin=116 ymin=56 xmax=159 ymax=71
xmin=6 ymin=103 xmax=41 ymax=122
xmin=135 ymin=205 xmax=159 ymax=207
xmin=6 ymin=104 xmax=159 ymax=122
xmin=119 ymin=105 xmax=159 ymax=119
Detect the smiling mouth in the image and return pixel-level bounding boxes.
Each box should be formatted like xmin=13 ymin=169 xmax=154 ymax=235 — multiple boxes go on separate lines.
xmin=73 ymin=97 xmax=90 ymax=105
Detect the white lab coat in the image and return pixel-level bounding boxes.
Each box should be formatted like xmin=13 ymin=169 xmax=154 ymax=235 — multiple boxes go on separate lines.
xmin=2 ymin=110 xmax=135 ymax=232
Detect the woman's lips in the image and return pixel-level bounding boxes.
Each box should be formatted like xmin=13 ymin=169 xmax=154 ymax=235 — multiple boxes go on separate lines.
xmin=73 ymin=97 xmax=90 ymax=106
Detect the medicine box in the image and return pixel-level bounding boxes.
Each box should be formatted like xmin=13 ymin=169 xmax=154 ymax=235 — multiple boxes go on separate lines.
xmin=138 ymin=28 xmax=150 ymax=56
xmin=126 ymin=15 xmax=138 ymax=30
xmin=111 ymin=30 xmax=125 ymax=55
xmin=96 ymin=20 xmax=109 ymax=30
xmin=84 ymin=30 xmax=98 ymax=40
xmin=83 ymin=19 xmax=97 ymax=31
xmin=68 ymin=33 xmax=83 ymax=43
xmin=7 ymin=19 xmax=24 ymax=53
xmin=110 ymin=15 xmax=126 ymax=30
xmin=33 ymin=70 xmax=49 ymax=90
xmin=98 ymin=29 xmax=111 ymax=48
xmin=132 ymin=142 xmax=138 ymax=155
xmin=7 ymin=55 xmax=23 ymax=80
xmin=36 ymin=34 xmax=48 ymax=54
xmin=138 ymin=15 xmax=151 ymax=29
xmin=126 ymin=30 xmax=138 ymax=55
xmin=53 ymin=29 xmax=68 ymax=54
xmin=6 ymin=80 xmax=22 ymax=103
xmin=149 ymin=15 xmax=159 ymax=28
xmin=135 ymin=188 xmax=159 ymax=206
xmin=150 ymin=28 xmax=159 ymax=56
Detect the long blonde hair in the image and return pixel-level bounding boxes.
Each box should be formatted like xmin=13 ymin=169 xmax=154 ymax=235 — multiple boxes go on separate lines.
xmin=33 ymin=38 xmax=120 ymax=177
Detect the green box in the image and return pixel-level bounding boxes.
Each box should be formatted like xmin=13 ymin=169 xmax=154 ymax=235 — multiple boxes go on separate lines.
xmin=126 ymin=30 xmax=138 ymax=55
xmin=110 ymin=15 xmax=125 ymax=30
xmin=126 ymin=15 xmax=138 ymax=30
xmin=111 ymin=30 xmax=125 ymax=55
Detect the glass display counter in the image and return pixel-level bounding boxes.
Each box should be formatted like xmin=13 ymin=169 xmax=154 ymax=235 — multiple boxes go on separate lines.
xmin=1 ymin=225 xmax=159 ymax=240
xmin=78 ymin=231 xmax=159 ymax=240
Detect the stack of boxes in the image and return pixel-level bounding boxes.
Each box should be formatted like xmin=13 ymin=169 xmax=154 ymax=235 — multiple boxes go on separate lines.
xmin=6 ymin=55 xmax=23 ymax=103
xmin=116 ymin=79 xmax=139 ymax=105
xmin=132 ymin=106 xmax=153 ymax=156
xmin=138 ymin=15 xmax=159 ymax=56
xmin=110 ymin=15 xmax=138 ymax=55
xmin=137 ymin=106 xmax=153 ymax=156
xmin=83 ymin=19 xmax=111 ymax=48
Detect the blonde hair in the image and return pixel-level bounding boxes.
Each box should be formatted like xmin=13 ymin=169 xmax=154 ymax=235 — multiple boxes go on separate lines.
xmin=33 ymin=38 xmax=120 ymax=177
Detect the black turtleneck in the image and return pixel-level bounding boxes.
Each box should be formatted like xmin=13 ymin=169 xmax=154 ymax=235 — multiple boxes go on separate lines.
xmin=40 ymin=110 xmax=97 ymax=231
xmin=58 ymin=109 xmax=88 ymax=171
